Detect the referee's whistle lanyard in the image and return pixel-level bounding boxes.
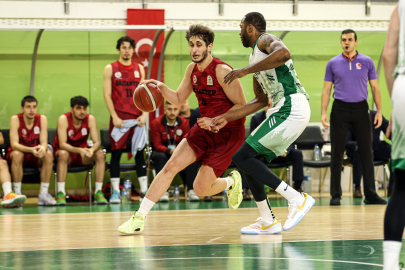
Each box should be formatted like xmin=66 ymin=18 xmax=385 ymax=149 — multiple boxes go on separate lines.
xmin=343 ymin=51 xmax=358 ymax=71
xmin=165 ymin=125 xmax=177 ymax=146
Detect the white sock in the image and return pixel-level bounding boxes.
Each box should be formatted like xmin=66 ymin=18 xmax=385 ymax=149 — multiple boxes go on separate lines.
xmin=13 ymin=182 xmax=22 ymax=195
xmin=111 ymin=178 xmax=120 ymax=191
xmin=224 ymin=176 xmax=235 ymax=190
xmin=95 ymin=182 xmax=103 ymax=193
xmin=57 ymin=182 xmax=66 ymax=195
xmin=275 ymin=181 xmax=302 ymax=202
xmin=383 ymin=241 xmax=402 ymax=270
xmin=138 ymin=197 xmax=155 ymax=219
xmin=40 ymin=182 xmax=50 ymax=195
xmin=256 ymin=198 xmax=274 ymax=222
xmin=2 ymin=182 xmax=12 ymax=196
xmin=138 ymin=176 xmax=148 ymax=193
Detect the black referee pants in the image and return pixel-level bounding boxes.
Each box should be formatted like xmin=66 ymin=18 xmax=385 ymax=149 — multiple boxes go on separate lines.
xmin=330 ymin=99 xmax=377 ymax=199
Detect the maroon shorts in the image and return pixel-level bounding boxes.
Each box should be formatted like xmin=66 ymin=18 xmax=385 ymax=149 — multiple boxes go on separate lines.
xmin=6 ymin=151 xmax=40 ymax=168
xmin=185 ymin=124 xmax=245 ymax=177
xmin=109 ymin=111 xmax=141 ymax=151
xmin=69 ymin=153 xmax=83 ymax=166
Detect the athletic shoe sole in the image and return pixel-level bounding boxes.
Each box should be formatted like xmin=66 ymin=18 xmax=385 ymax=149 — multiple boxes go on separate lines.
xmin=1 ymin=196 xmax=27 ymax=208
xmin=283 ymin=196 xmax=315 ymax=231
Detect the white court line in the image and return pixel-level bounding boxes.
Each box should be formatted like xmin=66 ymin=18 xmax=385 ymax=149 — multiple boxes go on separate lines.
xmin=140 ymin=256 xmax=383 ymax=267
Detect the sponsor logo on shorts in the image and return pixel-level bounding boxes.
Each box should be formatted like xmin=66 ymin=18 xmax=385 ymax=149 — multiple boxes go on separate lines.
xmin=207 ymin=75 xmax=213 ymax=86
xmin=34 ymin=126 xmax=40 ymax=135
xmin=115 ymin=72 xmax=122 ymax=79
xmin=134 ymin=70 xmax=140 ymax=78
xmin=81 ymin=128 xmax=87 ymax=136
xmin=356 ymin=63 xmax=361 ymax=70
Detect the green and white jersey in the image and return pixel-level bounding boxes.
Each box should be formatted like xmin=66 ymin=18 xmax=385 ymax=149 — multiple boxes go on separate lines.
xmin=249 ymin=34 xmax=309 ymax=106
xmin=394 ymin=0 xmax=405 ymax=77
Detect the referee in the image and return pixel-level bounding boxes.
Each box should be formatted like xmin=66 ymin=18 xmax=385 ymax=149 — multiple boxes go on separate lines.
xmin=321 ymin=29 xmax=387 ymax=206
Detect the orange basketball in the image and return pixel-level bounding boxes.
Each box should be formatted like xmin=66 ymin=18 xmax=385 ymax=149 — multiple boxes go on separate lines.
xmin=133 ymin=83 xmax=163 ymax=112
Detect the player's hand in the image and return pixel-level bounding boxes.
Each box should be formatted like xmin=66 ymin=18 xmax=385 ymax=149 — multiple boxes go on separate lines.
xmin=36 ymin=145 xmax=46 ymax=158
xmin=321 ymin=113 xmax=330 ymax=128
xmin=140 ymin=79 xmax=166 ymax=91
xmin=280 ymin=152 xmax=287 ymax=157
xmin=210 ymin=116 xmax=228 ymax=133
xmin=223 ymin=68 xmax=248 ymax=85
xmin=79 ymin=148 xmax=89 ymax=159
xmin=136 ymin=113 xmax=147 ymax=127
xmin=169 ymin=149 xmax=174 ymax=155
xmin=374 ymin=111 xmax=383 ymax=129
xmin=85 ymin=148 xmax=94 ymax=158
xmin=31 ymin=145 xmax=41 ymax=158
xmin=197 ymin=117 xmax=212 ymax=130
xmin=386 ymin=114 xmax=392 ymax=139
xmin=113 ymin=116 xmax=126 ymax=128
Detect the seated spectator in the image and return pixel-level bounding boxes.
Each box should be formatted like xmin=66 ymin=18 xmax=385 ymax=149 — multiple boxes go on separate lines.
xmin=346 ymin=110 xmax=393 ymax=198
xmin=180 ymin=100 xmax=200 ymax=129
xmin=240 ymin=98 xmax=305 ymax=200
xmin=6 ymin=96 xmax=55 ymax=206
xmin=53 ymin=96 xmax=107 ymax=205
xmin=1 ymin=130 xmax=26 ymax=208
xmin=151 ymin=101 xmax=199 ymax=202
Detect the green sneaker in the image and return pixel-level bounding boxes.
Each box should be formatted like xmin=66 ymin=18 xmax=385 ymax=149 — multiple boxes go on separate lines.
xmin=56 ymin=191 xmax=66 ymax=206
xmin=118 ymin=212 xmax=144 ymax=234
xmin=94 ymin=190 xmax=108 ymax=205
xmin=227 ymin=170 xmax=243 ymax=210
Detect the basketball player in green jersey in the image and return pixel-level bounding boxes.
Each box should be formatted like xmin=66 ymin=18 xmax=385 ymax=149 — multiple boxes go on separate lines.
xmin=382 ymin=1 xmax=405 ymax=269
xmin=208 ymin=12 xmax=315 ymax=234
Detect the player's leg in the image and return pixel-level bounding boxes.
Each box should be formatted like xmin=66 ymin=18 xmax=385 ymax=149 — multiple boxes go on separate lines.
xmin=0 ymin=159 xmax=26 ymax=208
xmin=118 ymin=138 xmax=196 ymax=234
xmin=184 ymin=162 xmax=199 ymax=201
xmin=134 ymin=148 xmax=148 ymax=199
xmin=37 ymin=150 xmax=56 ymax=206
xmin=54 ymin=150 xmax=71 ymax=205
xmin=349 ymin=150 xmax=363 ymax=197
xmin=239 ymin=170 xmax=282 ymax=235
xmin=109 ymin=149 xmax=123 ymax=203
xmin=82 ymin=149 xmax=107 ymax=204
xmin=9 ymin=150 xmax=24 ymax=195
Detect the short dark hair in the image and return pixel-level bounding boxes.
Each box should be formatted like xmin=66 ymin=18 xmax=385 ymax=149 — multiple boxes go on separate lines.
xmin=244 ymin=12 xmax=266 ymax=32
xmin=185 ymin=25 xmax=215 ymax=46
xmin=71 ymin=96 xmax=89 ymax=108
xmin=116 ymin=36 xmax=136 ymax=50
xmin=21 ymin=96 xmax=37 ymax=107
xmin=165 ymin=100 xmax=171 ymax=106
xmin=341 ymin=29 xmax=357 ymax=41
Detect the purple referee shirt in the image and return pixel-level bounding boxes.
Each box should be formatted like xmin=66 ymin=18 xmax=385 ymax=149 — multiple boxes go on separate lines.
xmin=324 ymin=52 xmax=377 ymax=103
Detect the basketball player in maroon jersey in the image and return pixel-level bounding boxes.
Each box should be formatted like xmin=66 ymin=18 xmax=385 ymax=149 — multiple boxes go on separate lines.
xmin=53 ymin=96 xmax=107 ymax=206
xmin=103 ymin=36 xmax=148 ymax=204
xmin=7 ymin=96 xmax=55 ymax=206
xmin=119 ymin=25 xmax=247 ymax=233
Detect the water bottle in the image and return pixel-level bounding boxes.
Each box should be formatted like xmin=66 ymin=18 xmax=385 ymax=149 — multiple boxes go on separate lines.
xmin=122 ymin=175 xmax=132 ymax=203
xmin=222 ymin=190 xmax=227 ymax=201
xmin=314 ymin=144 xmax=321 ymax=161
xmin=303 ymin=168 xmax=312 ymax=193
xmin=174 ymin=184 xmax=180 ymax=202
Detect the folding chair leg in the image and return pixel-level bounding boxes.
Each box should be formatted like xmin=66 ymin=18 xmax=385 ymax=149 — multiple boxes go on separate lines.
xmin=319 ymin=167 xmax=328 ymax=193
xmin=288 ymin=166 xmax=293 ymax=187
xmin=383 ymin=164 xmax=387 ymax=197
xmin=88 ymin=170 xmax=92 ymax=204
xmin=54 ymin=172 xmax=57 ymax=198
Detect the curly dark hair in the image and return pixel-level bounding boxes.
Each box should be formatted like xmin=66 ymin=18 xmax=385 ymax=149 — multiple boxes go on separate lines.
xmin=116 ymin=36 xmax=136 ymax=50
xmin=244 ymin=12 xmax=266 ymax=32
xmin=185 ymin=24 xmax=215 ymax=46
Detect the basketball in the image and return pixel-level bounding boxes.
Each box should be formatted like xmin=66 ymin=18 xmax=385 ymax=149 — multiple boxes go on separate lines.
xmin=133 ymin=83 xmax=163 ymax=112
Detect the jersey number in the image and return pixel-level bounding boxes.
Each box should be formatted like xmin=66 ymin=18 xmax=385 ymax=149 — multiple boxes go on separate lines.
xmin=202 ymin=98 xmax=207 ymax=106
xmin=126 ymin=89 xmax=132 ymax=97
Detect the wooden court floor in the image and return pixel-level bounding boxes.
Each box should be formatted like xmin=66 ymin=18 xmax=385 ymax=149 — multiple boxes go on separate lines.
xmin=0 ymin=196 xmax=404 ymax=269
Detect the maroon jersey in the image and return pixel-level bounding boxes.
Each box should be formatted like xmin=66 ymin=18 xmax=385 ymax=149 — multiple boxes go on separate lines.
xmin=111 ymin=61 xmax=142 ymax=118
xmin=8 ymin=113 xmax=41 ymax=152
xmin=53 ymin=112 xmax=89 ymax=153
xmin=190 ymin=57 xmax=245 ymax=130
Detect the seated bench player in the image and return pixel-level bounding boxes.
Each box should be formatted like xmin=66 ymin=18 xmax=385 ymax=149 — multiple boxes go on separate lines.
xmin=1 ymin=130 xmax=26 ymax=207
xmin=53 ymin=96 xmax=107 ymax=205
xmin=7 ymin=96 xmax=55 ymax=205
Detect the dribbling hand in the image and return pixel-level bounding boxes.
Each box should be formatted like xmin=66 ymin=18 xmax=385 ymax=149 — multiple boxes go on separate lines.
xmin=210 ymin=116 xmax=228 ymax=133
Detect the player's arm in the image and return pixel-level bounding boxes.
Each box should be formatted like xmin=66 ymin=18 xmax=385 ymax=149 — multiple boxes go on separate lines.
xmin=383 ymin=4 xmax=399 ymax=97
xmin=57 ymin=115 xmax=82 ymax=155
xmin=321 ymin=81 xmax=333 ymax=127
xmin=369 ymin=79 xmax=383 ymax=128
xmin=223 ymin=35 xmax=291 ymax=84
xmin=36 ymin=115 xmax=49 ymax=157
xmin=87 ymin=115 xmax=101 ymax=157
xmin=9 ymin=116 xmax=34 ymax=154
xmin=103 ymin=64 xmax=124 ymax=128
xmin=210 ymin=77 xmax=268 ymax=133
xmin=136 ymin=64 xmax=148 ymax=127
xmin=141 ymin=63 xmax=194 ymax=107
xmin=0 ymin=131 xmax=4 ymax=145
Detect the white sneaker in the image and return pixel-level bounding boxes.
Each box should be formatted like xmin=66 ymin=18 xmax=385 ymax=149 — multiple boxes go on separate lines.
xmin=240 ymin=217 xmax=282 ymax=235
xmin=38 ymin=193 xmax=56 ymax=206
xmin=283 ymin=193 xmax=315 ymax=231
xmin=187 ymin=189 xmax=200 ymax=201
xmin=159 ymin=192 xmax=170 ymax=202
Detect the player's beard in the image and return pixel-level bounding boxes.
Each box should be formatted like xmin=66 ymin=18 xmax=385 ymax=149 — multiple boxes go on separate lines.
xmin=191 ymin=49 xmax=208 ymax=63
xmin=241 ymin=30 xmax=250 ymax=48
xmin=73 ymin=114 xmax=85 ymax=121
